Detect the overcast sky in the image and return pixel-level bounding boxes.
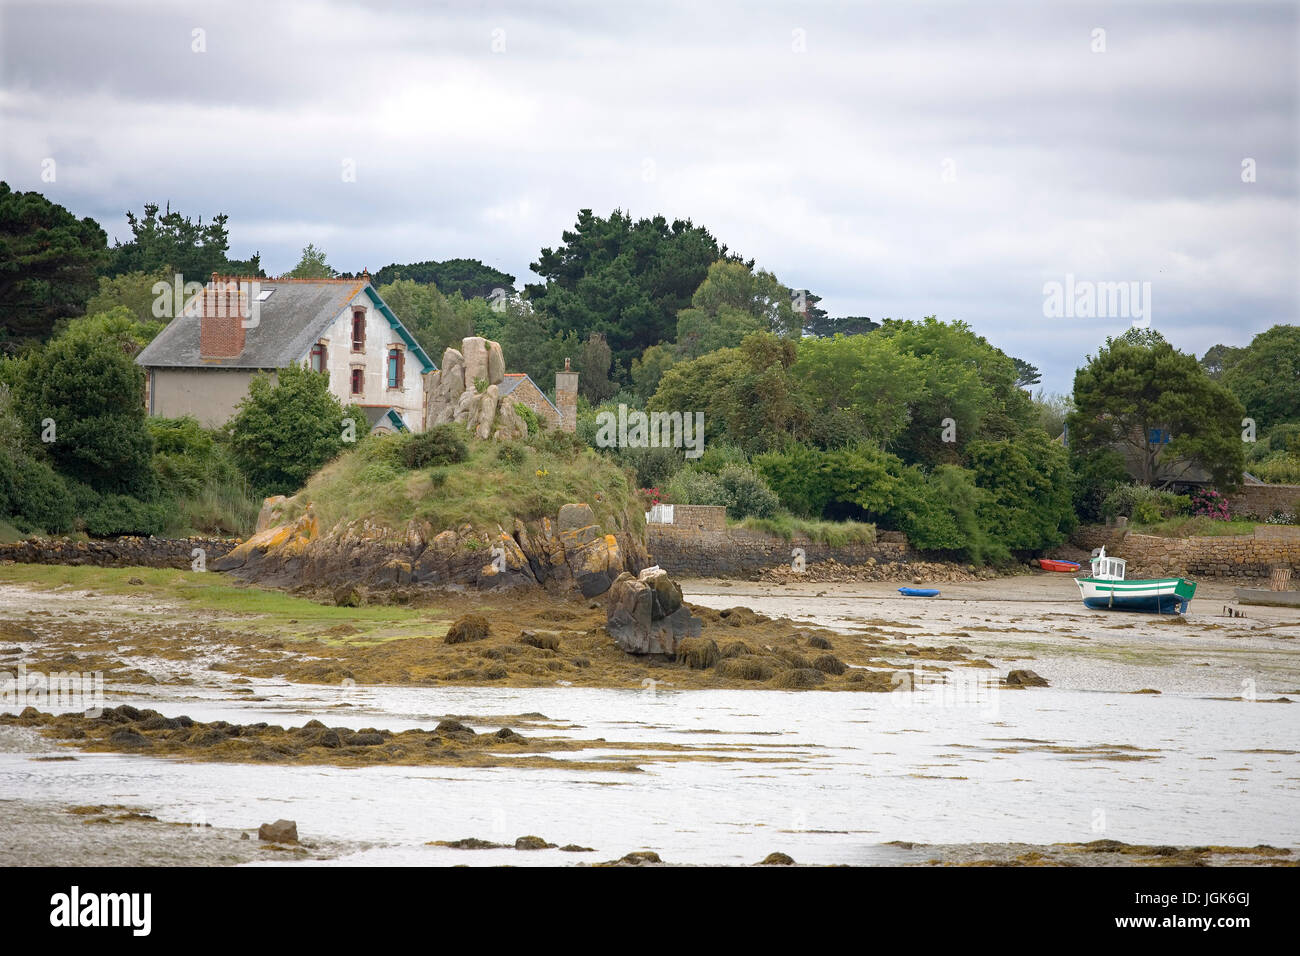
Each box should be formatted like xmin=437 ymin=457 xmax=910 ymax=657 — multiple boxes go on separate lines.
xmin=2 ymin=0 xmax=1296 ymax=393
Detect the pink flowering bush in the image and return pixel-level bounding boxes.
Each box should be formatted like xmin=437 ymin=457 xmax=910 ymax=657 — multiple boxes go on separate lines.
xmin=1191 ymin=489 xmax=1230 ymax=521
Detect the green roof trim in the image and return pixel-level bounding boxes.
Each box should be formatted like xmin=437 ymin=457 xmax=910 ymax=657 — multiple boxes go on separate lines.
xmin=364 ymin=285 xmax=436 ymax=374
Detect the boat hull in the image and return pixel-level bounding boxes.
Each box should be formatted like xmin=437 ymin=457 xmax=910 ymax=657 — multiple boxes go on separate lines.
xmin=1039 ymin=559 xmax=1081 ymax=573
xmin=1075 ymin=576 xmax=1196 ymax=614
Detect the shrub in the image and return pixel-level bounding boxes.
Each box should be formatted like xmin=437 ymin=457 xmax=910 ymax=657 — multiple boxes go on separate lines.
xmin=10 ymin=325 xmax=157 ymax=496
xmin=1190 ymin=489 xmax=1230 ymax=521
xmin=716 ymin=463 xmax=779 ymax=519
xmin=496 ymin=442 xmax=527 ymax=466
xmin=1070 ymin=449 xmax=1129 ymax=523
xmin=0 ymin=454 xmax=75 ymax=534
xmin=400 ymin=424 xmax=469 ymax=469
xmin=1102 ymin=484 xmax=1190 ymax=523
xmin=228 ymin=364 xmax=354 ymax=496
xmin=83 ymin=494 xmax=170 ymax=537
xmin=665 ymin=468 xmax=731 ymax=511
xmin=528 ymin=427 xmax=585 ymax=458
xmin=514 ymin=403 xmax=541 ymax=437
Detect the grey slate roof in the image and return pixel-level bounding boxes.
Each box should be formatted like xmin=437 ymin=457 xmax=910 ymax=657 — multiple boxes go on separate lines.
xmin=497 ymin=372 xmax=559 ymax=415
xmin=136 ymin=279 xmax=369 ymax=370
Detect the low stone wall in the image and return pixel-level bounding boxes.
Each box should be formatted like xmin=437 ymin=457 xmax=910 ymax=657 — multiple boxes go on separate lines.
xmin=0 ymin=537 xmax=239 ymax=570
xmin=648 ymin=524 xmax=910 ymax=578
xmin=1228 ymin=483 xmax=1300 ymax=519
xmin=656 ymin=505 xmax=727 ymax=532
xmin=1071 ymin=524 xmax=1300 ymax=579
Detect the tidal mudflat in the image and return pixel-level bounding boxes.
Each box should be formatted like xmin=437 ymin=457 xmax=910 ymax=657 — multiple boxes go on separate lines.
xmin=1 ymin=570 xmax=1296 ymax=866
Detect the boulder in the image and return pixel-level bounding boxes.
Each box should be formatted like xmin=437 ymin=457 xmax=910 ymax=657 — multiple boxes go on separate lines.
xmin=258 ymin=819 xmax=298 ymax=843
xmin=605 ymin=568 xmax=702 ymax=655
xmin=494 ymin=399 xmax=527 ymax=440
xmin=558 ymin=503 xmax=597 ymax=533
xmin=256 ymin=495 xmax=289 ymax=533
xmin=462 ymin=337 xmax=490 ymax=387
xmin=472 ymin=385 xmax=500 ymax=440
xmin=1005 ymin=669 xmax=1049 ymax=687
xmin=487 ymin=341 xmax=505 ymax=385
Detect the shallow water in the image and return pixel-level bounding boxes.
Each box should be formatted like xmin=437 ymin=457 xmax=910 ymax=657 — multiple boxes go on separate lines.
xmin=2 ymin=579 xmax=1297 ymax=865
xmin=3 ymin=677 xmax=1297 ymax=866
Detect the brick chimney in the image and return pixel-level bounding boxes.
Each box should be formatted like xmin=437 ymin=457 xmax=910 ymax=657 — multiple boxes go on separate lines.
xmin=555 ymin=356 xmax=578 ymax=433
xmin=198 ymin=273 xmax=248 ymax=359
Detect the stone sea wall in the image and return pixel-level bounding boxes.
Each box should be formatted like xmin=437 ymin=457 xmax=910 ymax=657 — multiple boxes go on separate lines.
xmin=1227 ymin=483 xmax=1300 ymax=519
xmin=1071 ymin=524 xmax=1300 ymax=579
xmin=648 ymin=523 xmax=911 ymax=579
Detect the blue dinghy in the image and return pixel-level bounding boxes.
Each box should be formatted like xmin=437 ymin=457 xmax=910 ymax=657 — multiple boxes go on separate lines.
xmin=898 ymin=587 xmax=940 ymax=597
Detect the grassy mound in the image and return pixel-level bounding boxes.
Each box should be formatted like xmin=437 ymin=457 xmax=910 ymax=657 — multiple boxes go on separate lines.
xmin=277 ymin=430 xmax=643 ymax=538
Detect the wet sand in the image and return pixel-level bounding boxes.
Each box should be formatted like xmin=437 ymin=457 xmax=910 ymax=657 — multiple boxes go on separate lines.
xmin=2 ymin=567 xmax=1297 ymax=866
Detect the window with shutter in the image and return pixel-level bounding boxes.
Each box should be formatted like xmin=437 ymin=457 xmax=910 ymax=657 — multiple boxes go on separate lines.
xmin=352 ymin=310 xmax=365 ymax=351
xmin=351 ymin=368 xmax=364 ymax=394
xmin=388 ymin=348 xmax=405 ymax=388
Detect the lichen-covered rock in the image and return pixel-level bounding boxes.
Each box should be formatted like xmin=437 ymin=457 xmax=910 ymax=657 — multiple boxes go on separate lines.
xmin=256 ymin=495 xmax=289 ymax=533
xmin=217 ymin=503 xmax=643 ymax=601
xmin=605 ymin=567 xmax=702 ymax=655
xmin=557 ymin=503 xmax=597 ymax=533
xmin=1005 ymin=669 xmax=1049 ymax=687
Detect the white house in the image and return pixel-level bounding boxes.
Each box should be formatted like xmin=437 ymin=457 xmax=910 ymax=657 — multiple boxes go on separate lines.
xmin=135 ymin=274 xmax=435 ymax=432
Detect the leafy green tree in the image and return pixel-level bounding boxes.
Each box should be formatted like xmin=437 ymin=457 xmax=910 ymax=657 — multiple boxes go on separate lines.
xmin=755 ymin=444 xmax=903 ymax=519
xmin=576 ymin=332 xmax=616 ymax=402
xmin=286 ymin=243 xmax=336 ymax=279
xmin=377 ymin=277 xmax=498 ymax=359
xmin=496 ymin=301 xmax=577 ymax=388
xmin=793 ymin=333 xmax=926 ymax=449
xmin=1221 ymin=325 xmax=1300 ymax=429
xmin=369 ymin=258 xmax=516 ymax=299
xmin=227 ymin=363 xmax=356 ymax=496
xmin=10 ymin=320 xmax=156 ymax=496
xmin=107 ymin=201 xmax=234 ymax=285
xmin=651 ymin=332 xmax=807 ymax=454
xmin=1199 ymin=343 xmax=1244 ymax=380
xmin=1069 ymin=448 xmax=1130 ymax=523
xmin=528 ymin=209 xmax=741 ymax=372
xmin=0 ymin=182 xmax=109 ymax=344
xmin=1032 ymin=390 xmax=1073 ymax=438
xmin=675 ymin=260 xmax=800 ymax=359
xmin=56 ymin=307 xmax=164 ymax=357
xmin=1012 ymin=358 xmax=1041 ymax=388
xmin=629 ymin=343 xmax=676 ymax=404
xmin=82 ymin=269 xmax=174 ymax=327
xmin=803 ymin=313 xmax=879 ymax=338
xmin=967 ymin=430 xmax=1074 ymax=551
xmin=1068 ymin=328 xmax=1245 ymax=488
xmin=875 ymin=317 xmax=1034 ymax=467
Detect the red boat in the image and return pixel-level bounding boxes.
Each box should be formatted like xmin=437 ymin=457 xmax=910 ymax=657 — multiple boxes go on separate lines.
xmin=1038 ymin=558 xmax=1081 ymax=573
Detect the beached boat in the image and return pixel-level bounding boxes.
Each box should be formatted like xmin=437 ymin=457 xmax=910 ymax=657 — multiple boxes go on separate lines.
xmin=898 ymin=587 xmax=940 ymax=597
xmin=1075 ymin=548 xmax=1195 ymax=615
xmin=1038 ymin=558 xmax=1080 ymax=572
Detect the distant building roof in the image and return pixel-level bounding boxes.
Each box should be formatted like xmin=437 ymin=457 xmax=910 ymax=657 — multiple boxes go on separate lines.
xmin=136 ymin=277 xmax=434 ymax=374
xmin=359 ymin=405 xmax=410 ymax=432
xmin=497 ymin=372 xmax=559 ymax=415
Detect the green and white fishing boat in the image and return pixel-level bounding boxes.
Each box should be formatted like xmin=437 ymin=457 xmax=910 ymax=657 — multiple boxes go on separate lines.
xmin=1075 ymin=547 xmax=1196 ymax=615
